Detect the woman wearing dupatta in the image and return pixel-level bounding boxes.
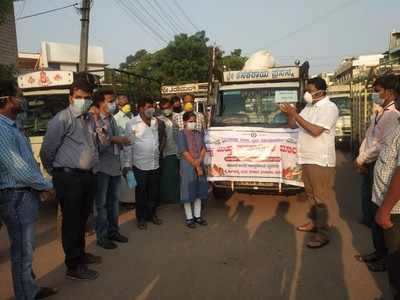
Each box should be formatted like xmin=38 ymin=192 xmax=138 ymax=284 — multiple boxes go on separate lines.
xmin=177 ymin=112 xmax=209 ymax=228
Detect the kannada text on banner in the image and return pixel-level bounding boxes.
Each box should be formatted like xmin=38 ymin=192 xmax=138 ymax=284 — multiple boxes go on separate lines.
xmin=204 ymin=127 xmax=304 ymax=187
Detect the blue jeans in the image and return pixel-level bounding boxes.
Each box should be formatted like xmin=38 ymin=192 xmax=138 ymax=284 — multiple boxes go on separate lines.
xmin=0 ymin=190 xmax=40 ymax=300
xmin=95 ymin=173 xmax=121 ymax=241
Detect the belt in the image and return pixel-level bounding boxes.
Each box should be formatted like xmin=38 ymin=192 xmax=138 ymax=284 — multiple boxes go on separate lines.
xmin=53 ymin=167 xmax=93 ymax=174
xmin=0 ymin=187 xmax=37 ymax=193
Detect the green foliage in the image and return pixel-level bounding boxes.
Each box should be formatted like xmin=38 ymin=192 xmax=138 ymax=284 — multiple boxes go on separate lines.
xmin=221 ymin=49 xmax=248 ymax=71
xmin=0 ymin=0 xmax=13 ymax=25
xmin=118 ymin=31 xmax=247 ymax=99
xmin=0 ymin=64 xmax=16 ymax=81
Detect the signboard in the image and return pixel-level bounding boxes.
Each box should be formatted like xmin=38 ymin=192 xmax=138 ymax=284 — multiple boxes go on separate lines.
xmin=275 ymin=90 xmax=298 ymax=103
xmin=223 ymin=67 xmax=299 ymax=83
xmin=161 ymin=83 xmax=208 ymax=95
xmin=205 ymin=127 xmax=303 ymax=187
xmin=18 ymin=71 xmax=74 ymax=89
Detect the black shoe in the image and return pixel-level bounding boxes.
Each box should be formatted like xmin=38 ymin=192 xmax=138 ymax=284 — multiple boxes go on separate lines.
xmin=137 ymin=220 xmax=147 ymax=230
xmin=66 ymin=265 xmax=99 ymax=281
xmin=150 ymin=215 xmax=163 ymax=225
xmin=109 ymin=232 xmax=128 ymax=243
xmin=194 ymin=217 xmax=208 ymax=226
xmin=97 ymin=238 xmax=117 ymax=250
xmin=121 ymin=203 xmax=135 ymax=210
xmin=354 ymin=251 xmax=383 ymax=263
xmin=367 ymin=258 xmax=387 ymax=272
xmin=35 ymin=287 xmax=59 ymax=299
xmin=82 ymin=253 xmax=102 ymax=265
xmin=186 ymin=219 xmax=196 ymax=229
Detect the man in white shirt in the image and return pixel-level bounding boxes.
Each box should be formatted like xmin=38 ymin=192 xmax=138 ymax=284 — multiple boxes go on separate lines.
xmin=281 ymin=77 xmax=339 ymax=249
xmin=123 ymin=99 xmax=162 ymax=230
xmin=114 ymin=95 xmax=136 ymax=209
xmin=354 ymin=74 xmax=400 ymax=273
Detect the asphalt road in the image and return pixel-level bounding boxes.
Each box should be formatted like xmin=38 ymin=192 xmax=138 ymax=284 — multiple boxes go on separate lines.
xmin=0 ymin=150 xmax=391 ymax=300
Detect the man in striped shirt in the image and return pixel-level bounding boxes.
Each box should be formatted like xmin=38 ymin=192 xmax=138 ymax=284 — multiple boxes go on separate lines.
xmin=0 ymin=80 xmax=58 ymax=299
xmin=373 ymin=83 xmax=400 ymax=300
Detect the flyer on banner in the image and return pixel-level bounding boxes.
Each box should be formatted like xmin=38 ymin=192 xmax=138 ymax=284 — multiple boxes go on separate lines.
xmin=204 ymin=127 xmax=303 ymax=187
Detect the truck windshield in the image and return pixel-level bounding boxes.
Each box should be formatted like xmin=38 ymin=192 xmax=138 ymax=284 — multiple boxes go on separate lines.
xmin=331 ymin=97 xmax=350 ymax=116
xmin=22 ymin=95 xmax=69 ymax=136
xmin=213 ymin=87 xmax=299 ymax=126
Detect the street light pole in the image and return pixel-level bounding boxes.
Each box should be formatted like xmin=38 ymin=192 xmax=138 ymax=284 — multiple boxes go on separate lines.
xmin=78 ymin=0 xmax=91 ymax=72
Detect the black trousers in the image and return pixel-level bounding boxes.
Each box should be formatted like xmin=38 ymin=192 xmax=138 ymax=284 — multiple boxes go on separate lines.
xmin=53 ymin=170 xmax=97 ymax=270
xmin=133 ymin=167 xmax=160 ymax=222
xmin=370 ymin=203 xmax=388 ymax=257
xmin=384 ymin=214 xmax=400 ymax=299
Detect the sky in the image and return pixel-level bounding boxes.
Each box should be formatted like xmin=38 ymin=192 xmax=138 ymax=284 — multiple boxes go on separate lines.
xmin=14 ymin=0 xmax=400 ymax=75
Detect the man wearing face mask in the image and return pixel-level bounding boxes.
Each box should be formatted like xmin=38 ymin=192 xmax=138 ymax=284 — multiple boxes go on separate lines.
xmin=40 ymin=78 xmax=107 ymax=281
xmin=173 ymin=93 xmax=205 ymax=131
xmin=354 ymin=74 xmax=400 ymax=273
xmin=91 ymin=92 xmax=130 ymax=250
xmin=370 ymin=74 xmax=400 ymax=300
xmin=158 ymin=98 xmax=180 ymax=203
xmin=0 ymin=80 xmax=58 ymax=299
xmin=114 ymin=95 xmax=136 ymax=209
xmin=171 ymin=95 xmax=182 ymax=113
xmin=122 ymin=98 xmax=163 ymax=230
xmin=280 ymin=77 xmax=339 ymax=249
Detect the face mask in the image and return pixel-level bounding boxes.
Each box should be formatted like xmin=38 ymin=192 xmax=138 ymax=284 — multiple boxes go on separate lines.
xmin=121 ymin=104 xmax=131 ymax=114
xmin=107 ymin=102 xmax=117 ymax=114
xmin=73 ymin=98 xmax=92 ymax=114
xmin=144 ymin=107 xmax=155 ymax=118
xmin=184 ymin=102 xmax=194 ymax=112
xmin=162 ymin=109 xmax=173 ymax=117
xmin=186 ymin=122 xmax=196 ymax=130
xmin=372 ymin=92 xmax=385 ymax=106
xmin=303 ymin=92 xmax=313 ymax=104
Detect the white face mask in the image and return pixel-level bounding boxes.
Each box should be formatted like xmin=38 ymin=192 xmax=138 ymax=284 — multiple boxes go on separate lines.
xmin=372 ymin=92 xmax=385 ymax=106
xmin=72 ymin=98 xmax=92 ymax=114
xmin=303 ymin=92 xmax=313 ymax=104
xmin=186 ymin=122 xmax=196 ymax=130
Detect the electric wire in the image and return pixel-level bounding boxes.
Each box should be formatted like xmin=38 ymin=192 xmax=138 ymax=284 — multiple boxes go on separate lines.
xmin=16 ymin=2 xmax=79 ymax=21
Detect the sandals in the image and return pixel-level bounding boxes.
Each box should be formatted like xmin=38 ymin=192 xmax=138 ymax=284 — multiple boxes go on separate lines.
xmin=297 ymin=222 xmax=315 ymax=232
xmin=306 ymin=233 xmax=330 ymax=249
xmin=186 ymin=219 xmax=196 ymax=229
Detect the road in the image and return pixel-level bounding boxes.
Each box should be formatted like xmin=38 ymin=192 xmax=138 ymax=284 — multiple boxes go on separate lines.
xmin=0 ymin=150 xmax=391 ymax=300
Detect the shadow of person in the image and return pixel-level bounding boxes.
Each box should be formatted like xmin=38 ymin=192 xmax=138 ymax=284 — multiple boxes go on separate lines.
xmin=242 ymin=201 xmax=296 ymax=299
xmin=295 ymin=227 xmax=350 ymax=300
xmin=334 ymin=150 xmax=389 ymax=297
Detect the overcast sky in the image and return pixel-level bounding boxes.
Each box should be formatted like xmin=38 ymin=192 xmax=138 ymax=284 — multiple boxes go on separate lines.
xmin=14 ymin=0 xmax=400 ymax=75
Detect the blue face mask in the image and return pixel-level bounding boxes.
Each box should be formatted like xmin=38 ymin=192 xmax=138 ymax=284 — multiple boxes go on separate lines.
xmin=108 ymin=102 xmax=117 ymax=114
xmin=73 ymin=98 xmax=92 ymax=114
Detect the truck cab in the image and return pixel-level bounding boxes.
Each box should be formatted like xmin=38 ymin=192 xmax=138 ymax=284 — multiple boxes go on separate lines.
xmin=208 ymin=62 xmax=309 ymax=196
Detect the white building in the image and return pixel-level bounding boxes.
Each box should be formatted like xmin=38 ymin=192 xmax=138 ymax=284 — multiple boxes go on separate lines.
xmin=18 ymin=41 xmax=107 ymax=77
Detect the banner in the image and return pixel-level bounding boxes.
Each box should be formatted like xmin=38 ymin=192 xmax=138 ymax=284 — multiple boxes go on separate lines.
xmin=204 ymin=127 xmax=303 ymax=187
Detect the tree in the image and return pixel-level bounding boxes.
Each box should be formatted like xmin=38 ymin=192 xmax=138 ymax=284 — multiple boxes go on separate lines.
xmin=221 ymin=49 xmax=247 ymax=71
xmin=0 ymin=0 xmax=13 ymax=25
xmin=119 ymin=31 xmax=212 ymax=98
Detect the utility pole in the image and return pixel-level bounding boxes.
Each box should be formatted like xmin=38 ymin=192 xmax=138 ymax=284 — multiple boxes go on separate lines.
xmin=78 ymin=0 xmax=91 ymax=72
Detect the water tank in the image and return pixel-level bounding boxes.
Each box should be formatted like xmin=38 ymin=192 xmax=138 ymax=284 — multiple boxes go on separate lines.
xmin=242 ymin=50 xmax=277 ymax=70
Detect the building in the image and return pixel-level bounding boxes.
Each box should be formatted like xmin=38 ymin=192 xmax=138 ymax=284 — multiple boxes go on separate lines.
xmin=17 ymin=41 xmax=107 ymax=78
xmin=0 ymin=4 xmax=18 ymax=66
xmin=334 ymin=54 xmax=383 ymax=84
xmin=379 ymin=31 xmax=400 ymax=75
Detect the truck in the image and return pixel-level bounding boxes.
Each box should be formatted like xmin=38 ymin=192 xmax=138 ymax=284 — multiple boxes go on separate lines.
xmin=207 ymin=58 xmax=309 ymax=197
xmin=327 ymin=84 xmax=351 ymax=148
